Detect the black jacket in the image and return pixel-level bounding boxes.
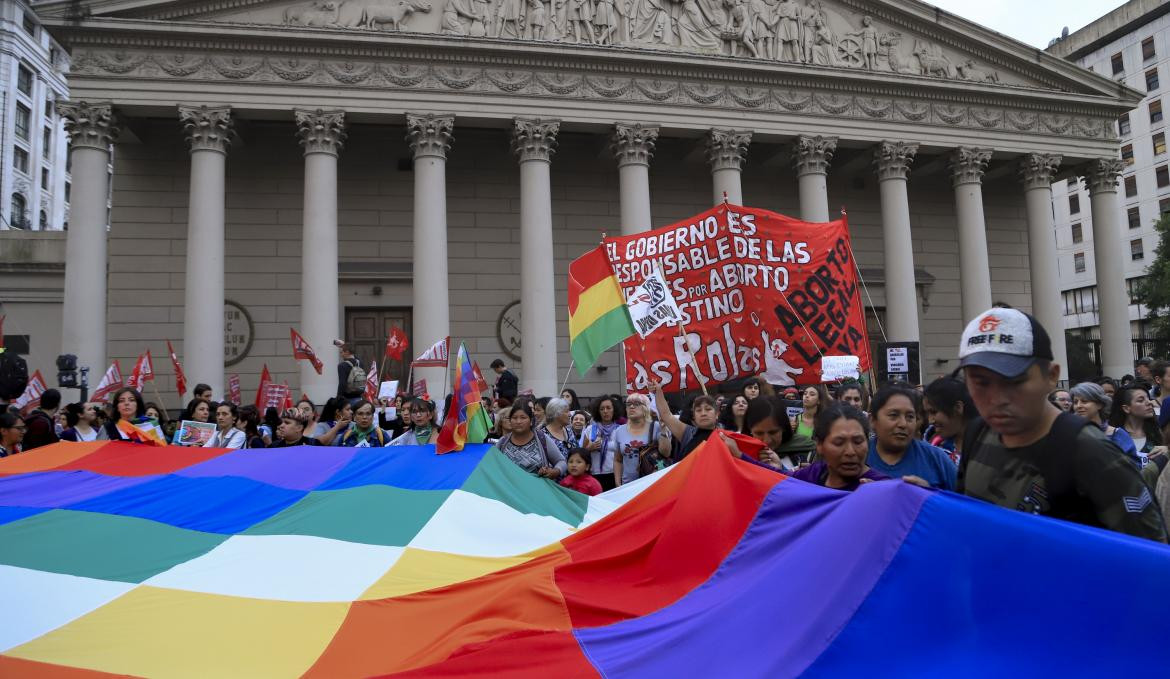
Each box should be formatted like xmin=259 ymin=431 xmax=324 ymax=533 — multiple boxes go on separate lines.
xmin=495 ymin=369 xmax=519 ymax=400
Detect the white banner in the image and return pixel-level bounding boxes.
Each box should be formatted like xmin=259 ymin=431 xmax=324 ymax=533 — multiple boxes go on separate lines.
xmin=626 ymin=268 xmax=682 ymax=339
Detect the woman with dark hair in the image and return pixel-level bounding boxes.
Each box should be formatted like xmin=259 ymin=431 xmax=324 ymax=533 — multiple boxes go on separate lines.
xmin=788 ymin=404 xmax=887 ymax=491
xmin=173 ymin=397 xmax=213 ymax=445
xmin=736 ymin=395 xmax=798 ymax=470
xmin=795 ymin=385 xmax=829 ymax=439
xmin=336 ymin=400 xmax=393 ymax=447
xmin=865 ymin=384 xmax=957 ymax=489
xmin=583 ymin=395 xmax=621 ymax=488
xmin=314 ymin=397 xmax=353 ymax=446
xmin=560 ymin=388 xmax=582 ymax=412
xmin=98 ymin=388 xmax=147 ymax=440
xmin=568 ymin=410 xmax=589 ymax=447
xmin=1111 ymin=386 xmax=1165 ymax=465
xmin=389 ymin=398 xmax=438 ymax=446
xmin=835 ymin=382 xmax=869 ymax=413
xmin=652 ymin=381 xmax=719 ymax=460
xmin=496 ymin=403 xmax=565 ymax=478
xmin=144 ymin=402 xmax=175 ymax=442
xmin=296 ymin=398 xmax=319 ymax=435
xmin=260 ymin=407 xmax=281 ymax=446
xmin=204 ymin=402 xmax=246 ymax=448
xmin=60 ymin=403 xmax=101 ymax=442
xmin=236 ymin=405 xmax=266 ymax=449
xmin=532 ymin=397 xmax=551 ymax=428
xmin=923 ymin=376 xmax=977 ymax=464
xmin=0 ymin=411 xmax=26 ymax=456
xmin=1094 ymin=376 xmax=1120 ymax=400
xmin=742 ymin=376 xmax=774 ymax=401
xmin=1071 ymin=382 xmax=1139 ymax=465
xmin=719 ymin=394 xmax=749 ymax=432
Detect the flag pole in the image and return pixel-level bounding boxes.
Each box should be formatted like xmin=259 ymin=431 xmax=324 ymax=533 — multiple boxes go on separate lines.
xmin=653 ymin=260 xmax=707 ymax=396
xmin=559 ymin=360 xmax=575 ymax=395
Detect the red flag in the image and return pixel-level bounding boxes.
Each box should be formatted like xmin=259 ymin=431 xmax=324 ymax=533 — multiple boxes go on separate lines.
xmin=290 ymin=328 xmax=324 ymax=375
xmin=127 ymin=351 xmax=154 ymax=391
xmin=364 ymin=361 xmax=379 ymax=402
xmin=166 ymin=340 xmax=187 ymax=398
xmin=91 ymin=361 xmax=124 ymax=403
xmin=228 ymin=374 xmax=242 ymax=405
xmin=385 ymin=326 xmax=408 ymax=360
xmin=254 ymin=364 xmax=272 ymax=409
xmin=283 ymin=382 xmax=294 ymax=410
xmin=14 ymin=370 xmax=46 ymax=415
xmin=412 ymin=378 xmax=428 ymax=397
xmin=470 ymin=360 xmax=489 ymax=396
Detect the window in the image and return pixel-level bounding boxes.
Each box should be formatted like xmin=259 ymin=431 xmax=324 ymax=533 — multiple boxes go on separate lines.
xmin=1159 ymin=165 xmax=1170 ymax=188
xmin=44 ymin=98 xmax=52 ymax=118
xmin=1112 ymin=52 xmax=1125 ymax=75
xmin=1119 ymin=113 xmax=1132 ymax=136
xmin=1126 ymin=175 xmax=1139 ymax=196
xmin=1144 ymin=37 xmax=1157 ymax=61
xmin=1162 ymin=197 xmax=1170 ymax=215
xmin=1071 ymin=223 xmax=1083 ymax=243
xmin=42 ymin=128 xmax=51 ymax=159
xmin=17 ymin=66 xmax=32 ymax=96
xmin=38 ymin=210 xmax=47 ymax=230
xmin=1151 ymin=100 xmax=1164 ymax=123
xmin=21 ymin=13 xmax=36 ymax=35
xmin=14 ymin=104 xmax=30 ymax=140
xmin=1132 ymin=238 xmax=1145 ymax=260
xmin=63 ymin=182 xmax=70 ymax=202
xmin=13 ymin=148 xmax=29 ymax=174
xmin=40 ymin=168 xmax=49 ymax=187
xmin=1129 ymin=207 xmax=1142 ymax=229
xmin=1156 ymin=132 xmax=1167 ymax=156
xmin=1148 ymin=68 xmax=1161 ymax=91
xmin=1063 ymin=287 xmax=1101 ymax=315
xmin=1074 ymin=252 xmax=1086 ymax=273
xmin=1122 ymin=144 xmax=1135 ymax=165
xmin=10 ymin=193 xmax=27 ymax=228
xmin=1128 ymin=277 xmax=1148 ymax=303
xmin=1069 ymin=194 xmax=1080 ymax=214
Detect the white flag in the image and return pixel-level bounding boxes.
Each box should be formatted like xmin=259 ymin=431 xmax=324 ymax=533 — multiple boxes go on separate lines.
xmin=627 ymin=268 xmax=683 ymax=339
xmin=92 ymin=361 xmax=124 ymax=402
xmin=412 ymin=336 xmax=450 ymax=367
xmin=14 ymin=371 xmax=47 ymax=415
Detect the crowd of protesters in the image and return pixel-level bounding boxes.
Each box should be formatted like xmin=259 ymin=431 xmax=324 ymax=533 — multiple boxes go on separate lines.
xmin=3 ymin=307 xmax=1169 ymax=543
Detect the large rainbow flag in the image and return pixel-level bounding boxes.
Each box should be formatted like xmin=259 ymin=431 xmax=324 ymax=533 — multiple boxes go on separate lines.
xmin=0 ymin=438 xmax=1167 ymax=677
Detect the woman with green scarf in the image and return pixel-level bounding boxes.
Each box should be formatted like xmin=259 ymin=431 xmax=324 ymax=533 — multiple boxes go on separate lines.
xmin=335 ymin=400 xmax=394 ymax=447
xmin=388 ymin=398 xmax=438 ymax=446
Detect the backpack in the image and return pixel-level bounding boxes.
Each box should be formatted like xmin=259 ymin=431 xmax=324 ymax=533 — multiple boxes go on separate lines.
xmin=0 ymin=351 xmax=29 ymax=400
xmin=344 ymin=359 xmax=366 ymax=394
xmin=958 ymin=412 xmax=1093 ymax=503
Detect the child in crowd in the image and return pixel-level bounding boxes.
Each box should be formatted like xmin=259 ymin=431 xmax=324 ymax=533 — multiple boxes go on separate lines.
xmin=560 ymin=447 xmax=603 ymax=496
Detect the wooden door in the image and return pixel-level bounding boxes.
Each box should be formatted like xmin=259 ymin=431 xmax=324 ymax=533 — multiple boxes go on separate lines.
xmin=345 ymin=308 xmax=413 ymax=389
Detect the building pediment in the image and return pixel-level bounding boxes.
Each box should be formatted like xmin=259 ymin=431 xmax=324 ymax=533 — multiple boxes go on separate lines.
xmin=34 ymin=0 xmax=1137 ymax=99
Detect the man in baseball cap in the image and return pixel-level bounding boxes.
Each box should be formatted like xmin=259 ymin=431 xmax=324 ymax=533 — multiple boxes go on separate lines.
xmin=956 ymin=307 xmax=1166 ymax=542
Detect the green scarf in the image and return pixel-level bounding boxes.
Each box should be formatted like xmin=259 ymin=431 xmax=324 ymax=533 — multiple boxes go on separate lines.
xmin=414 ymin=425 xmax=433 ymax=443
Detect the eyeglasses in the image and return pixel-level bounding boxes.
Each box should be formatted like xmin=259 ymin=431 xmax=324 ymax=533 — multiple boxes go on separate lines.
xmin=10 ymin=425 xmax=27 ymax=431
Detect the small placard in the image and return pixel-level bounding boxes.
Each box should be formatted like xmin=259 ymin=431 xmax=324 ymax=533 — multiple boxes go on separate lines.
xmin=821 ymin=355 xmax=861 ymax=382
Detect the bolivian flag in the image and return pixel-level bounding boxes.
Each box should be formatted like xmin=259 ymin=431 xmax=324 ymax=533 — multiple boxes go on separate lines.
xmin=568 ymin=245 xmax=636 ymax=375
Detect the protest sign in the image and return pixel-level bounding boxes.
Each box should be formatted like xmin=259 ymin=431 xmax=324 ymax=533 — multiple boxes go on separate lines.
xmin=627 ymin=267 xmax=683 ymax=339
xmin=262 ymin=383 xmax=290 ymax=410
xmin=604 ymin=203 xmax=870 ymax=393
xmin=820 ymin=355 xmax=861 ymax=382
xmin=378 ymin=380 xmax=399 ymax=401
xmin=175 ymin=420 xmax=216 ymax=447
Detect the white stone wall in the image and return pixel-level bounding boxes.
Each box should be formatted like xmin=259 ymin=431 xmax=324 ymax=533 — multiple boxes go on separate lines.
xmin=105 ymin=119 xmax=1030 ymax=408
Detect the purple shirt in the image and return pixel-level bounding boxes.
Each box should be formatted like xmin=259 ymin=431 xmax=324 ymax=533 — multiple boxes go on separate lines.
xmin=788 ymin=460 xmax=888 ymax=492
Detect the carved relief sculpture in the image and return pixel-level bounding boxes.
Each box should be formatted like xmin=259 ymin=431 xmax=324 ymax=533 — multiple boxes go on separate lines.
xmin=566 ymin=0 xmax=596 ymax=42
xmin=527 ymin=0 xmax=547 ymax=39
xmin=774 ymin=0 xmax=799 ymax=61
xmin=595 ymin=0 xmax=617 ymax=44
xmin=336 ymin=0 xmax=432 ymax=30
xmin=841 ymin=15 xmax=877 ymax=69
xmin=749 ymin=0 xmax=776 ymax=59
xmin=284 ymin=1 xmax=341 ymax=26
xmin=494 ymin=0 xmax=526 ymax=38
xmin=913 ymin=41 xmax=956 ymax=78
xmin=720 ymin=0 xmax=757 ymax=58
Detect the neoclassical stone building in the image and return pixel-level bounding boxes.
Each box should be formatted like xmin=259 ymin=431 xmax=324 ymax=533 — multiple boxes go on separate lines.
xmin=29 ymin=0 xmax=1135 ymax=404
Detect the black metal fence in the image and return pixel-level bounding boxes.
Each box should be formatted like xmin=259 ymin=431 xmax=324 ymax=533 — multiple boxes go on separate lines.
xmin=1069 ymin=336 xmax=1170 ymax=382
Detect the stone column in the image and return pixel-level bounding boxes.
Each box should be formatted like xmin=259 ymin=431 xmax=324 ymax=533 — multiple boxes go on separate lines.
xmin=58 ymin=102 xmax=118 ymax=376
xmin=793 ymin=135 xmax=837 ymax=222
xmin=295 ymin=109 xmax=346 ymax=401
xmin=406 ymin=113 xmax=454 ymax=394
xmin=1019 ymin=153 xmax=1068 ymax=370
xmin=950 ymin=147 xmax=994 ymax=322
xmin=707 ymin=129 xmax=751 ymax=205
xmin=1086 ymin=158 xmax=1135 ymax=378
xmin=179 ymin=105 xmax=233 ymax=397
xmin=611 ymin=122 xmax=658 ymax=235
xmin=874 ymin=141 xmax=921 ymax=343
xmin=512 ymin=118 xmax=560 ymax=397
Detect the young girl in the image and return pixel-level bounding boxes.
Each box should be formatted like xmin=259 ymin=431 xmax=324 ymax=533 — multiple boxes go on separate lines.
xmin=560 ymin=448 xmax=603 ymax=496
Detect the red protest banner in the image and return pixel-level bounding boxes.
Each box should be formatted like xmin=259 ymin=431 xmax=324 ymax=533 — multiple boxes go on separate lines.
xmin=227 ymin=374 xmax=242 ymax=405
xmin=605 ymin=203 xmax=871 ymax=393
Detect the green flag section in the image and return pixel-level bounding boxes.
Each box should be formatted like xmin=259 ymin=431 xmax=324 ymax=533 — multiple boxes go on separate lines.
xmin=568 ymin=245 xmax=636 ymax=375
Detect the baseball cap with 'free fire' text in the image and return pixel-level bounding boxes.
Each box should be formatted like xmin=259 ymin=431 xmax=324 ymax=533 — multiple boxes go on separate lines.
xmin=958 ymin=308 xmax=1054 ymax=379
